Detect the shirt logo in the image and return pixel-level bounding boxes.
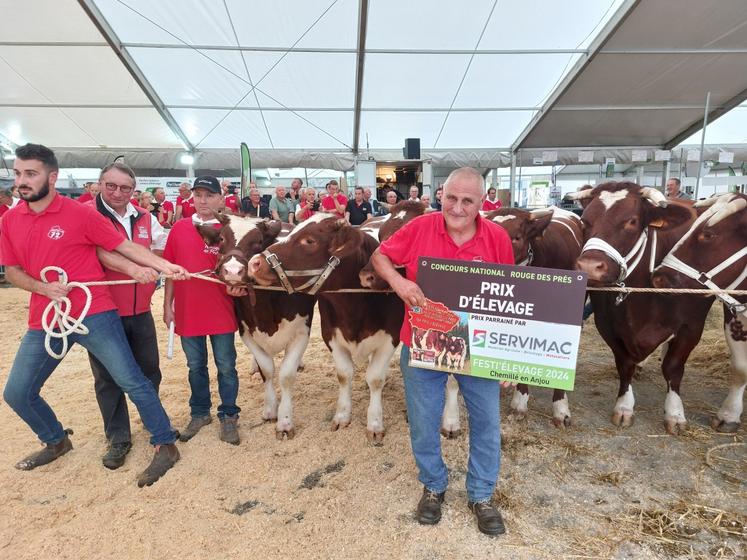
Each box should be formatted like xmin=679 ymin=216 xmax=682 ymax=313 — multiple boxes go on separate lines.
xmin=137 ymin=225 xmax=149 ymax=239
xmin=472 ymin=255 xmax=484 ymax=262
xmin=203 ymin=245 xmax=220 ymax=255
xmin=48 ymin=225 xmax=65 ymax=240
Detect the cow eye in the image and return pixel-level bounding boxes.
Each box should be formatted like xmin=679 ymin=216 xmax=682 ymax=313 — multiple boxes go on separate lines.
xmin=698 ymin=230 xmax=716 ymax=242
xmin=301 ymin=237 xmax=316 ymax=245
xmin=627 ymin=217 xmax=638 ymax=226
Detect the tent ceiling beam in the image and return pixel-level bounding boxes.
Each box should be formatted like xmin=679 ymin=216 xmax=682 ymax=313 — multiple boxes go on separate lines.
xmin=351 ymin=0 xmax=369 ymax=154
xmin=0 ymin=41 xmax=108 ymax=47
xmin=78 ymin=0 xmax=194 ymax=151
xmin=118 ymin=43 xmax=589 ymax=56
xmin=511 ymin=0 xmax=640 ymax=152
xmin=663 ymin=85 xmax=747 ymax=150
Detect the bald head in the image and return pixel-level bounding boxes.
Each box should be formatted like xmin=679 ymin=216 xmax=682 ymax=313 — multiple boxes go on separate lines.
xmin=443 ymin=167 xmax=485 ymax=196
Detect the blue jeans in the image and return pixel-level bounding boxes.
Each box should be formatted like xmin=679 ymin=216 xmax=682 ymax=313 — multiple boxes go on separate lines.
xmin=180 ymin=333 xmax=240 ymax=419
xmin=400 ymin=345 xmax=501 ymax=503
xmin=3 ymin=310 xmax=177 ymax=446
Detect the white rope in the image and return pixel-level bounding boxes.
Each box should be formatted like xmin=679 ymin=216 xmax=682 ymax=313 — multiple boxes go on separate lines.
xmin=40 ymin=266 xmax=92 ymax=360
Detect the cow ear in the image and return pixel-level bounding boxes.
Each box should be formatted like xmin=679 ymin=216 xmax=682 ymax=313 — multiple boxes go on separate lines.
xmin=645 ymin=201 xmax=694 ymax=230
xmin=527 ymin=210 xmax=553 ymax=238
xmin=197 ymin=224 xmax=221 ymax=246
xmin=330 ymin=221 xmax=362 ymax=258
xmin=263 ymin=219 xmax=282 ymax=238
xmin=213 ymin=210 xmax=230 ymax=226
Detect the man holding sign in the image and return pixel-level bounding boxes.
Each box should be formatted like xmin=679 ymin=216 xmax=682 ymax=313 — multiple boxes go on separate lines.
xmin=371 ymin=167 xmax=514 ymax=536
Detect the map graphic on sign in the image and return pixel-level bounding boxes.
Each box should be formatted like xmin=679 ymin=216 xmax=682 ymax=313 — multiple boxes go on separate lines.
xmin=410 ymin=258 xmax=588 ymax=391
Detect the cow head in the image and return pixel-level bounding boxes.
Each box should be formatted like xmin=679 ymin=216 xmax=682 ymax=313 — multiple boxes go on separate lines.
xmin=574 ymin=182 xmax=694 ymax=285
xmin=359 ymin=201 xmax=426 ymax=289
xmin=484 ymin=208 xmax=553 ymax=265
xmin=195 ymin=213 xmax=283 ymax=286
xmin=247 ymin=213 xmax=364 ymax=291
xmin=652 ymin=193 xmax=747 ymax=290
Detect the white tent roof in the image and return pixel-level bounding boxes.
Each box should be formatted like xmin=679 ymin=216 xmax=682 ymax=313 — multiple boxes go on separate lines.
xmin=1 ymin=0 xmax=746 ymax=170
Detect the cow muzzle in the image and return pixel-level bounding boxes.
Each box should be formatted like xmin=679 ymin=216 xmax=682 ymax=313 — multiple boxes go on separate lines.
xmin=576 ymin=252 xmax=618 ymax=285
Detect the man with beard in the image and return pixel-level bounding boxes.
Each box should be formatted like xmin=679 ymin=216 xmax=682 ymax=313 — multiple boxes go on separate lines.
xmin=1 ymin=144 xmax=188 ymax=487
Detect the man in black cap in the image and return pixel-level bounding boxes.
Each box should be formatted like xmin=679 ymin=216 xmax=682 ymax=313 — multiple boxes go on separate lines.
xmin=163 ymin=176 xmax=242 ymax=445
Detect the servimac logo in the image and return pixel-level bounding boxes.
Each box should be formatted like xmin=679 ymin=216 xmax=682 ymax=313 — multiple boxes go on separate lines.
xmin=487 ymin=332 xmax=572 ymax=355
xmin=472 ymin=330 xmax=487 ymax=347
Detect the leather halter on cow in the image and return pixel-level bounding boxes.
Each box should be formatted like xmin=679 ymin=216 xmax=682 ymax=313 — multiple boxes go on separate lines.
xmin=568 ymin=181 xmax=715 ymax=434
xmin=651 ymin=193 xmax=747 ymax=432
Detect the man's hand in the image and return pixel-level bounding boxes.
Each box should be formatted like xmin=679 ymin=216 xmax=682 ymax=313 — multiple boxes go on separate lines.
xmin=128 ymin=265 xmax=160 ymax=284
xmin=160 ymin=262 xmax=190 ymax=281
xmin=499 ymin=380 xmax=517 ymax=389
xmin=391 ymin=275 xmax=426 ymax=309
xmin=226 ymin=286 xmax=247 ymax=297
xmin=163 ymin=305 xmax=174 ymax=327
xmin=39 ymin=280 xmax=71 ymax=302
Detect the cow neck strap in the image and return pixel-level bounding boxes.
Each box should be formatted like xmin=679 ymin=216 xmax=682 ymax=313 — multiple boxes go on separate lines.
xmin=581 ymin=228 xmax=653 ymax=285
xmin=517 ymin=244 xmax=533 ymax=266
xmin=659 ymin=247 xmax=747 ymax=316
xmin=551 ymin=218 xmax=582 ymax=248
xmin=261 ymin=250 xmax=341 ymax=295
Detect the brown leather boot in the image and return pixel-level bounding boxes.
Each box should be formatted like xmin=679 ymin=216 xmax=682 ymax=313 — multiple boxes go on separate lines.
xmin=137 ymin=444 xmax=180 ymax=488
xmin=468 ymin=501 xmax=506 ymax=536
xmin=416 ymin=487 xmax=445 ymax=525
xmin=15 ymin=433 xmax=73 ymax=471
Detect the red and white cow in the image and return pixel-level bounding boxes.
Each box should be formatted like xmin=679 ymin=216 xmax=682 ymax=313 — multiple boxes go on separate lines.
xmin=568 ymin=181 xmax=715 ymax=433
xmin=196 ymin=214 xmax=316 ymax=439
xmin=485 ymin=206 xmax=584 ymax=427
xmin=652 ymin=193 xmax=747 ymax=432
xmin=247 ymin=214 xmax=405 ymax=443
xmin=444 ymin=336 xmax=467 ymax=370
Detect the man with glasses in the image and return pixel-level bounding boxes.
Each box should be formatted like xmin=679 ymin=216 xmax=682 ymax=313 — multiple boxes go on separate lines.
xmin=1 ymin=144 xmax=188 ymax=487
xmin=87 ymin=162 xmax=174 ymax=470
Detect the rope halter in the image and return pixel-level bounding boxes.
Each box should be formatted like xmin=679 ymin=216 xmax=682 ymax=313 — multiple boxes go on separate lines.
xmin=262 ymin=250 xmax=341 ymax=295
xmin=580 ymin=227 xmax=657 ymax=287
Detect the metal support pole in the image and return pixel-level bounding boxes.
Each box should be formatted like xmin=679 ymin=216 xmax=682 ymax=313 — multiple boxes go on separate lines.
xmin=516 ymin=150 xmax=523 ymax=207
xmin=662 ymin=160 xmax=670 ymax=190
xmin=509 ymin=153 xmax=516 ymax=205
xmin=694 ymin=91 xmax=711 ymax=200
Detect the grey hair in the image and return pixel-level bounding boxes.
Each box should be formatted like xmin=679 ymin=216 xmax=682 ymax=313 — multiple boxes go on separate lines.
xmin=443 ymin=167 xmax=485 ymax=195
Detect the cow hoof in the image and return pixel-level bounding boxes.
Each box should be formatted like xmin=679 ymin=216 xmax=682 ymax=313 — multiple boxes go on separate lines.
xmin=611 ymin=410 xmax=634 ymax=428
xmin=366 ymin=430 xmax=385 ymax=446
xmin=262 ymin=412 xmax=278 ymax=422
xmin=552 ymin=415 xmax=572 ymax=429
xmin=440 ymin=427 xmax=462 ymax=439
xmin=276 ymin=428 xmax=295 ymax=440
xmin=711 ymin=417 xmax=740 ymax=433
xmin=508 ymin=409 xmax=527 ymax=422
xmin=331 ymin=418 xmax=351 ymax=431
xmin=664 ymin=417 xmax=687 ymax=435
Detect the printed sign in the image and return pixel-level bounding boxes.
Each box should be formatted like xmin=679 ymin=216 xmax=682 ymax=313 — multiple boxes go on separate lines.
xmin=409 ymin=258 xmax=588 ymax=390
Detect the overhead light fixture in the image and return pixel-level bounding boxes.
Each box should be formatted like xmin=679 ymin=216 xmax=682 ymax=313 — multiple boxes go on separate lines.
xmin=180 ymin=153 xmax=195 ymax=165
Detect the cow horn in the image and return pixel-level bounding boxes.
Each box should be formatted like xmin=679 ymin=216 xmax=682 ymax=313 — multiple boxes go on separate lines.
xmin=640 ymin=187 xmax=668 ymax=207
xmin=564 ymin=189 xmax=594 ymax=202
xmin=694 ymin=193 xmax=734 ymax=208
xmin=706 ymin=197 xmax=747 ymax=226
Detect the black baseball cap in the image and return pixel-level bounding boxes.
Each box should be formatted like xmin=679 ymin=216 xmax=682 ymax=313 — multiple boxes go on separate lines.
xmin=192 ymin=176 xmax=221 ymax=194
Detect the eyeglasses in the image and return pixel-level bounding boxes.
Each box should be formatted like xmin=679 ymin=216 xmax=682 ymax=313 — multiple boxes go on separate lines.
xmin=104 ymin=182 xmax=135 ymax=195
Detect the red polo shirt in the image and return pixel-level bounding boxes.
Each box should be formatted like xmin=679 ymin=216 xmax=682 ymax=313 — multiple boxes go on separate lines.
xmin=163 ymin=218 xmax=237 ymax=337
xmin=321 ymin=193 xmax=348 ymax=218
xmin=224 ymin=194 xmax=239 ymax=214
xmin=378 ymin=212 xmax=514 ymax=345
xmin=77 ymin=192 xmax=93 ymax=204
xmin=160 ymin=200 xmax=175 ymax=225
xmin=0 ymin=194 xmax=124 ymax=329
xmin=481 ymin=199 xmax=502 ymax=211
xmin=176 ymin=195 xmax=196 ymax=218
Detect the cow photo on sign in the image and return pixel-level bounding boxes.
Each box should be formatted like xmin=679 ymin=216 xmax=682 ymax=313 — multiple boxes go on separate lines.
xmin=410 ymin=309 xmax=470 ymax=373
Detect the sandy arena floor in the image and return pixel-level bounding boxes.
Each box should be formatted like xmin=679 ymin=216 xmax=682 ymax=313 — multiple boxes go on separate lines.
xmin=0 ymin=286 xmax=744 ymax=559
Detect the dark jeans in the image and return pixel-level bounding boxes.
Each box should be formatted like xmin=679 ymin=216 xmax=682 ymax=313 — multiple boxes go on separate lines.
xmin=180 ymin=333 xmax=240 ymax=419
xmin=4 ymin=310 xmax=176 ymax=446
xmin=88 ymin=311 xmax=162 ymax=445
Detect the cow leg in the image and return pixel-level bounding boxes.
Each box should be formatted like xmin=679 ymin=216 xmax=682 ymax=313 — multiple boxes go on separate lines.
xmin=661 ymin=335 xmax=696 ymax=435
xmin=329 ymin=340 xmax=355 ymax=431
xmin=274 ymin=333 xmax=309 ymax=440
xmin=440 ymin=374 xmax=461 ymax=438
xmin=240 ymin=333 xmax=278 ymax=421
xmin=611 ymin=352 xmax=637 ymax=428
xmin=551 ymin=389 xmax=571 ymax=428
xmin=509 ymin=384 xmax=529 ymax=420
xmin=364 ymin=342 xmax=396 ymax=445
xmin=712 ymin=318 xmax=747 ymax=433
